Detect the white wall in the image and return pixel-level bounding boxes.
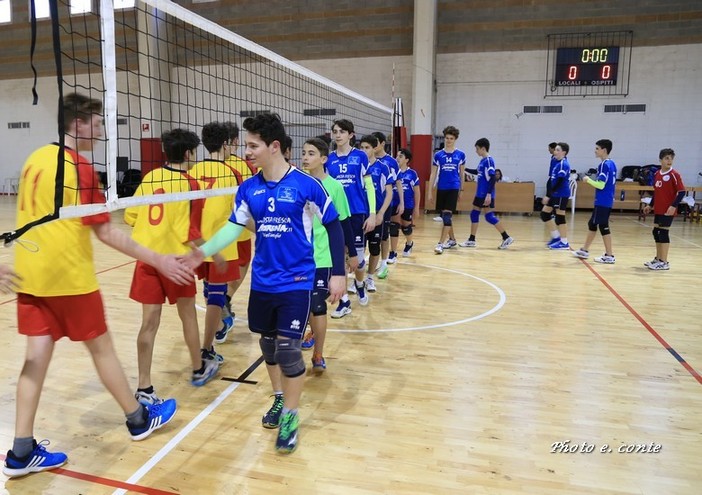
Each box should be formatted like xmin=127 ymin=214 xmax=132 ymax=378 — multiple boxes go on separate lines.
xmin=434 ymin=44 xmax=702 ymax=194
xmin=2 ymin=45 xmax=700 ymax=195
xmin=302 ymin=45 xmax=702 ymax=195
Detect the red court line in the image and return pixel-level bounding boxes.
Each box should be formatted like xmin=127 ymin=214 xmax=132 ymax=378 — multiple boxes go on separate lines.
xmin=0 ymin=260 xmax=135 ymax=306
xmin=0 ymin=454 xmax=177 ymax=494
xmin=578 ymin=259 xmax=702 ymax=385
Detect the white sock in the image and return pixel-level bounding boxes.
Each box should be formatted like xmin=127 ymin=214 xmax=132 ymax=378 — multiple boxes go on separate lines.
xmin=551 ymin=230 xmax=559 ymax=239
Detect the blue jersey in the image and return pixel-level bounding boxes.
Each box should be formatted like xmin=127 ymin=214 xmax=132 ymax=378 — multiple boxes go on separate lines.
xmin=433 ymin=149 xmax=466 ymax=190
xmin=550 ymin=157 xmax=571 ymax=198
xmin=595 ymin=158 xmax=617 ymax=208
xmin=378 ymin=154 xmax=401 ymax=206
xmin=327 ymin=148 xmax=369 ymax=216
xmin=475 ymin=156 xmax=496 ymax=198
xmin=397 ymin=167 xmax=420 ymax=210
xmin=368 ymin=160 xmax=393 ymax=213
xmin=230 ymin=167 xmax=339 ymax=293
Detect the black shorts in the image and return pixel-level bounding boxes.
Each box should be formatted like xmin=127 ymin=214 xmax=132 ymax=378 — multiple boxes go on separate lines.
xmin=654 ymin=214 xmax=674 ymax=228
xmin=436 ymin=189 xmax=459 ymax=212
xmin=391 ymin=204 xmax=401 ymax=217
xmin=472 ymin=195 xmax=495 ymax=209
xmin=590 ymin=206 xmax=611 ymax=225
xmin=546 ymin=196 xmax=569 ymax=211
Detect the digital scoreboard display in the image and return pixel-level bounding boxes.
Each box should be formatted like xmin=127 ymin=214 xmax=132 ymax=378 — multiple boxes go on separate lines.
xmin=555 ymin=47 xmax=620 ymax=86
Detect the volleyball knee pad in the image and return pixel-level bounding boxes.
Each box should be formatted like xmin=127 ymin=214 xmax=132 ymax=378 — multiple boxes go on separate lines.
xmin=259 ymin=335 xmax=277 ymax=365
xmin=485 ymin=212 xmax=499 ymax=225
xmin=658 ymin=228 xmax=670 ymax=243
xmin=470 ymin=209 xmax=480 ymax=223
xmin=599 ymin=224 xmax=610 ymax=236
xmin=540 ymin=211 xmax=552 ymax=223
xmin=206 ymin=283 xmax=228 ymax=308
xmin=275 ymin=339 xmax=305 ymax=378
xmin=652 ymin=227 xmax=660 ymax=243
xmin=310 ymin=289 xmax=328 ymax=316
xmin=442 ymin=211 xmax=452 ymax=226
xmin=368 ymin=238 xmax=381 ymax=256
xmin=389 ymin=222 xmax=400 ymax=238
xmin=401 ymin=224 xmax=412 ymax=236
xmin=554 ymin=214 xmax=566 ymax=226
xmin=588 ymin=219 xmax=597 ymax=232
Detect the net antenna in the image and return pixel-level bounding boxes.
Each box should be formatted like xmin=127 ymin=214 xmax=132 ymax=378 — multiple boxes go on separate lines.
xmin=5 ymin=0 xmax=391 ymax=243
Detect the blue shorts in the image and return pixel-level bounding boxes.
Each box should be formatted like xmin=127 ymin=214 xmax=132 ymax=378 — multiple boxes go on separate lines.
xmin=590 ymin=206 xmax=612 ymax=225
xmin=349 ymin=213 xmax=367 ymax=251
xmin=247 ymin=289 xmax=311 ymax=339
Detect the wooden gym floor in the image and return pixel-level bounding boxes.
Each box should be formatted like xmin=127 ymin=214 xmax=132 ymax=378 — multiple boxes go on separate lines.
xmin=0 ymin=195 xmax=700 ymax=494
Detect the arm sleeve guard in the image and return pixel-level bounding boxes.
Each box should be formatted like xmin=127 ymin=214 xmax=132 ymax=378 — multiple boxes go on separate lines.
xmin=200 ymin=221 xmax=244 ymax=258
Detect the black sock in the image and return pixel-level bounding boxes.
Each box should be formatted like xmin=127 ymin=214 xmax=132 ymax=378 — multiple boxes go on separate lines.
xmin=194 ymin=360 xmax=206 ymax=374
xmin=137 ymin=385 xmax=154 ymax=395
xmin=469 ymin=235 xmax=476 ymax=242
xmin=501 ymin=232 xmax=509 ymax=240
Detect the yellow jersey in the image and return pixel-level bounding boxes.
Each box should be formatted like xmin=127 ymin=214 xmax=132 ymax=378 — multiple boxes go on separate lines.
xmin=225 ymin=155 xmax=256 ymax=243
xmin=124 ymin=166 xmax=203 ymax=255
xmin=15 ymin=144 xmax=111 ymax=296
xmin=189 ymin=159 xmax=242 ymax=261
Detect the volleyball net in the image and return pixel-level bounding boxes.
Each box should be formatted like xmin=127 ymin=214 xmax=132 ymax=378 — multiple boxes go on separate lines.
xmin=4 ymin=0 xmax=392 ymax=243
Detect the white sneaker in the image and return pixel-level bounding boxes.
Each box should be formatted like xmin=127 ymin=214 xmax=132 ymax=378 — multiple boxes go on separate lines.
xmin=648 ymin=261 xmax=670 ymax=271
xmin=432 ymin=216 xmax=442 ymax=222
xmin=643 ymin=257 xmax=659 ymax=267
xmin=434 ymin=243 xmax=444 ymax=254
xmin=459 ymin=239 xmax=477 ymax=247
xmin=331 ymin=300 xmax=352 ymax=318
xmin=498 ymin=237 xmax=514 ymax=250
xmin=365 ymin=277 xmax=377 ymax=292
xmin=347 ymin=283 xmax=357 ymax=294
xmin=573 ymin=248 xmax=589 ymax=259
xmin=442 ymin=239 xmax=457 ymax=249
xmin=594 ymin=254 xmax=616 ymax=264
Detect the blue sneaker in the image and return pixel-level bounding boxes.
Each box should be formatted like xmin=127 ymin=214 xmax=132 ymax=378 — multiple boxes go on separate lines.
xmin=311 ymin=356 xmax=326 ymax=372
xmin=549 ymin=240 xmax=571 ymax=250
xmin=128 ymin=398 xmax=177 ymax=441
xmin=301 ymin=331 xmax=315 ymax=350
xmin=191 ymin=359 xmax=219 ymax=387
xmin=201 ymin=347 xmax=224 ymax=366
xmin=214 ymin=315 xmax=234 ymax=344
xmin=546 ymin=237 xmax=561 ymax=248
xmin=3 ymin=440 xmax=67 ymax=478
xmin=262 ymin=394 xmax=285 ymax=429
xmin=275 ymin=412 xmax=300 ymax=453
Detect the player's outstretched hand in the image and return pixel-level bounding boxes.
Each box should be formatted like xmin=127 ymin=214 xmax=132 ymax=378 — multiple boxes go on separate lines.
xmin=155 ymin=254 xmax=194 ymax=285
xmin=327 ymin=275 xmax=345 ymax=305
xmin=0 ymin=264 xmax=21 ymax=293
xmin=179 ymin=244 xmax=206 ymax=272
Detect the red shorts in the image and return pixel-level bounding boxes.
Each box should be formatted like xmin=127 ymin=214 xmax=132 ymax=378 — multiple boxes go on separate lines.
xmin=17 ymin=291 xmax=108 ymax=342
xmin=130 ymin=261 xmax=196 ymax=305
xmin=197 ymin=260 xmax=240 ymax=284
xmin=237 ymin=239 xmax=252 ymax=267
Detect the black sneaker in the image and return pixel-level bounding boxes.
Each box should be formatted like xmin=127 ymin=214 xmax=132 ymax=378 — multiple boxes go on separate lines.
xmin=262 ymin=394 xmax=284 ymax=429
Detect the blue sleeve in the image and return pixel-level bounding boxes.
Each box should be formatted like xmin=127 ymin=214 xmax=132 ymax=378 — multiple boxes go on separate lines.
xmin=324 ymin=219 xmax=346 ymax=276
xmin=340 ymin=217 xmax=357 ymax=258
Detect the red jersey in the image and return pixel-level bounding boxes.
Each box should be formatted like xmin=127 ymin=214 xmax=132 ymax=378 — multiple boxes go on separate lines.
xmin=652 ymin=168 xmax=685 ymax=215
